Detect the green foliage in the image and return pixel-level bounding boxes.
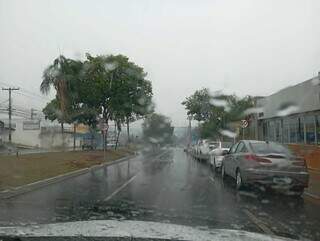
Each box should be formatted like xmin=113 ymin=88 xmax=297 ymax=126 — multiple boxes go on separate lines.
xmin=42 ymin=99 xmax=61 ymax=122
xmin=41 ymin=53 xmax=154 ymax=135
xmin=181 ymin=88 xmax=212 ymax=121
xmin=41 ymin=56 xmax=83 ymax=125
xmin=142 ymin=113 xmax=174 ymax=144
xmin=182 ymin=88 xmax=255 ymax=139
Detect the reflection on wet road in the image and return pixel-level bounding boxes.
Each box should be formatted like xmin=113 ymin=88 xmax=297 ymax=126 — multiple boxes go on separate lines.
xmin=1 ymin=148 xmax=320 ymax=240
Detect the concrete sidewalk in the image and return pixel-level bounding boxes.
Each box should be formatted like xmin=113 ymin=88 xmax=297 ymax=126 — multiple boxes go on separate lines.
xmin=305 ymin=169 xmax=320 ymax=199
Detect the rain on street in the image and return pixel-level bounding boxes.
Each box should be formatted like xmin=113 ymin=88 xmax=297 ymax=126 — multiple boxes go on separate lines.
xmin=1 ymin=148 xmax=320 ymax=240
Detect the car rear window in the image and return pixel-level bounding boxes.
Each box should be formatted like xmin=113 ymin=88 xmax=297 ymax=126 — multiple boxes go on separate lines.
xmin=249 ymin=142 xmax=292 ymax=156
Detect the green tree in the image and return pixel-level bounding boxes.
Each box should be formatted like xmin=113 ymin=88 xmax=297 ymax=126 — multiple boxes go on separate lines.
xmin=41 ymin=53 xmax=154 ymax=149
xmin=142 ymin=113 xmax=174 ymax=145
xmin=80 ymin=53 xmax=153 ymax=144
xmin=182 ymin=88 xmax=254 ymax=139
xmin=181 ymin=88 xmax=213 ymax=121
xmin=40 ymin=55 xmax=83 ymax=132
xmin=42 ymin=99 xmax=61 ymax=122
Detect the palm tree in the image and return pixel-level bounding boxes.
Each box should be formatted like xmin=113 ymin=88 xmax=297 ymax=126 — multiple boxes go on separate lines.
xmin=40 ymin=55 xmax=82 ymax=145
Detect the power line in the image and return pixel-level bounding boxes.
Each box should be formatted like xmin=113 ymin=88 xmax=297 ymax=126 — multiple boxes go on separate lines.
xmin=14 ymin=91 xmax=49 ymax=103
xmin=0 ymin=80 xmax=51 ymax=102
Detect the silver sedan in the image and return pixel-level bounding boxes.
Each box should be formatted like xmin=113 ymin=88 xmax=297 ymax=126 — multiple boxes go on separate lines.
xmin=221 ymin=140 xmax=309 ymax=195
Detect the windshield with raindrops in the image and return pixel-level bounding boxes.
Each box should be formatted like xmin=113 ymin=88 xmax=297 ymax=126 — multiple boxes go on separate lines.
xmin=0 ymin=1 xmax=320 ymax=241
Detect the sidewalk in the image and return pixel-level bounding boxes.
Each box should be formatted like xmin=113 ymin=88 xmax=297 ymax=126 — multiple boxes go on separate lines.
xmin=305 ymin=169 xmax=320 ymax=199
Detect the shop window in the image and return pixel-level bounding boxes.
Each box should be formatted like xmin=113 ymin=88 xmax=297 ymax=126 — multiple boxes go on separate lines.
xmin=316 ymin=116 xmax=320 ymax=144
xmin=297 ymin=117 xmax=304 ymax=143
xmin=268 ymin=121 xmax=275 ymax=141
xmin=289 ymin=118 xmax=297 ymax=143
xmin=275 ymin=120 xmax=282 ymax=142
xmin=305 ymin=116 xmax=315 ymax=144
xmin=282 ymin=119 xmax=289 ymax=143
xmin=262 ymin=122 xmax=267 ymax=140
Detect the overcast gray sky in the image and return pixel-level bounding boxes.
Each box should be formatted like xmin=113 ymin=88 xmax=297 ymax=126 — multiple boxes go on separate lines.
xmin=1 ymin=0 xmax=320 ymax=126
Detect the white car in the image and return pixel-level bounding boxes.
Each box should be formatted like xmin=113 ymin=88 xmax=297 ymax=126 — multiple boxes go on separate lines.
xmin=198 ymin=140 xmax=221 ymax=155
xmin=209 ymin=148 xmax=229 ymax=171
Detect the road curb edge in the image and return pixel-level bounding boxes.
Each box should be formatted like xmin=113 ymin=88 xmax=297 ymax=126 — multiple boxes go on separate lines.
xmin=0 ymin=153 xmax=136 ymax=200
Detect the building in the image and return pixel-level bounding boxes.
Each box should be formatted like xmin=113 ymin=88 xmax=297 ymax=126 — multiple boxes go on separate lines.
xmin=256 ymin=74 xmax=320 ymax=170
xmin=0 ymin=118 xmax=84 ymax=149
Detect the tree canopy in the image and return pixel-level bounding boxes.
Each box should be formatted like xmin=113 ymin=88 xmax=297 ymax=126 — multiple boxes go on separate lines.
xmin=41 ymin=53 xmax=154 ymax=142
xmin=142 ymin=113 xmax=174 ymax=145
xmin=182 ymin=88 xmax=255 ymax=139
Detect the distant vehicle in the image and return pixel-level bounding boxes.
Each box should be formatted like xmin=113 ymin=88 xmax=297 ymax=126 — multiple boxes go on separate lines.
xmin=194 ymin=140 xmax=202 ymax=155
xmin=106 ymin=143 xmax=116 ymax=148
xmin=209 ymin=147 xmax=229 ymax=172
xmin=81 ymin=137 xmax=97 ymax=150
xmin=198 ymin=140 xmax=221 ymax=155
xmin=190 ymin=144 xmax=197 ymax=154
xmin=221 ymin=140 xmax=309 ymax=195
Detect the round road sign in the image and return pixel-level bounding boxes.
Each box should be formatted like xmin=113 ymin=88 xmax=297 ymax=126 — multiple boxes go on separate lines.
xmin=240 ymin=119 xmax=249 ymax=128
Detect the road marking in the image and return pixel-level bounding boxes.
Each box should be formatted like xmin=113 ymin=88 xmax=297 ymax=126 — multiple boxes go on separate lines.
xmin=243 ymin=209 xmax=274 ymax=235
xmin=104 ymin=175 xmax=137 ymax=202
xmin=209 ymin=176 xmax=215 ymax=183
xmin=304 ymin=193 xmax=320 ymax=206
xmin=304 ymin=192 xmax=320 ymax=200
xmin=103 ymin=150 xmax=169 ymax=202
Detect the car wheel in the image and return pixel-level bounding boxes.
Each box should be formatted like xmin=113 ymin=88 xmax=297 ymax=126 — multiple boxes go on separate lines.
xmin=236 ymin=169 xmax=243 ymax=190
xmin=221 ymin=164 xmax=226 ymax=179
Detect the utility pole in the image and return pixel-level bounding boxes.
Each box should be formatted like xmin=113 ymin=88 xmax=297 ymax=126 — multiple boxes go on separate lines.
xmin=187 ymin=115 xmax=192 ymax=148
xmin=2 ymin=87 xmax=19 ymax=143
xmin=31 ymin=108 xmax=36 ymax=120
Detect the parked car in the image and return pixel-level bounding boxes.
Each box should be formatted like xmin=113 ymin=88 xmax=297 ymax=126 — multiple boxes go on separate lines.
xmin=198 ymin=140 xmax=221 ymax=155
xmin=81 ymin=137 xmax=97 ymax=150
xmin=221 ymin=140 xmax=309 ymax=195
xmin=209 ymin=148 xmax=229 ymax=172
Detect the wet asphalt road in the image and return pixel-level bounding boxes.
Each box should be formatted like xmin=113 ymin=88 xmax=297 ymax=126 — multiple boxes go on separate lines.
xmin=1 ymin=148 xmax=320 ymax=240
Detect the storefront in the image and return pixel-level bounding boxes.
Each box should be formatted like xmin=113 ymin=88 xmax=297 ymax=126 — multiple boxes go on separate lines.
xmin=256 ymin=74 xmax=320 ymax=170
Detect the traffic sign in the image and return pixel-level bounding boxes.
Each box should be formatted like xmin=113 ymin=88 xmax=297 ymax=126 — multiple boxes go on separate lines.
xmin=240 ymin=119 xmax=249 ymax=128
xmin=99 ymin=118 xmax=108 ymax=131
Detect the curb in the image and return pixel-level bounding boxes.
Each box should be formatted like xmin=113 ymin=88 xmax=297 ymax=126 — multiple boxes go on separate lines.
xmin=308 ymin=168 xmax=320 ymax=174
xmin=304 ymin=192 xmax=320 ymax=200
xmin=0 ymin=154 xmax=136 ymax=200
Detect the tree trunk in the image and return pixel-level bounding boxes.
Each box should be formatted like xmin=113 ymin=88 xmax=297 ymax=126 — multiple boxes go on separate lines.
xmin=73 ymin=123 xmax=76 ymax=151
xmin=126 ymin=117 xmax=130 ymax=144
xmin=61 ymin=122 xmax=65 ymax=150
xmin=115 ymin=131 xmax=120 ymax=150
xmin=105 ymin=121 xmax=108 ymax=150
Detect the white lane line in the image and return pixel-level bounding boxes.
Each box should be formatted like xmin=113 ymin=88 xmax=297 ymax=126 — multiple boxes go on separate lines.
xmin=304 ymin=192 xmax=320 ymax=200
xmin=104 ymin=175 xmax=138 ymax=202
xmin=243 ymin=209 xmax=274 ymax=235
xmin=103 ymin=150 xmax=169 ymax=202
xmin=209 ymin=176 xmax=215 ymax=183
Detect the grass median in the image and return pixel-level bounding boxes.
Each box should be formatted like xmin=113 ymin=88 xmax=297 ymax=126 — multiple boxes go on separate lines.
xmin=0 ymin=148 xmax=134 ymax=191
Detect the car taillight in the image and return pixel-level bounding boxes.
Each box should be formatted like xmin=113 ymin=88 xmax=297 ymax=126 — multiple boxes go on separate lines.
xmin=245 ymin=154 xmax=271 ymax=163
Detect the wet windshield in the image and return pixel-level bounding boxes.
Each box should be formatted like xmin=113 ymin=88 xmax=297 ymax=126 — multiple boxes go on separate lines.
xmin=1 ymin=1 xmax=320 ymax=241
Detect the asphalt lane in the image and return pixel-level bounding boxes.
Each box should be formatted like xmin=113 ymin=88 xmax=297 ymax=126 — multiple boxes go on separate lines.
xmin=1 ymin=148 xmax=320 ymax=240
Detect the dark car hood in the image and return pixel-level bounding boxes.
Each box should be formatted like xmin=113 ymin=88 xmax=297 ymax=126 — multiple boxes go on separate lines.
xmin=0 ymin=220 xmax=295 ymax=241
